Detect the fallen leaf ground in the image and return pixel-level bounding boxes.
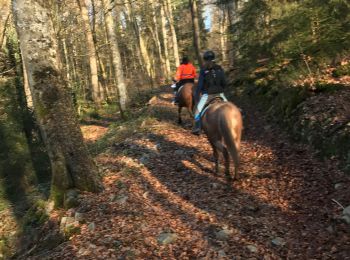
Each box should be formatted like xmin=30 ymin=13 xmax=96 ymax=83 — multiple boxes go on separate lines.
xmin=32 ymin=91 xmax=349 ymax=259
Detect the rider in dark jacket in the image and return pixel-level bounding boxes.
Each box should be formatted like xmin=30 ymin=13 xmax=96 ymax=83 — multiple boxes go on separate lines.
xmin=192 ymin=51 xmax=228 ymax=135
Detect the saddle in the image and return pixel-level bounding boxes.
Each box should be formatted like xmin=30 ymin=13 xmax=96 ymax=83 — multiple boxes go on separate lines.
xmin=177 ymin=84 xmax=185 ymax=94
xmin=200 ymin=95 xmax=226 ymax=118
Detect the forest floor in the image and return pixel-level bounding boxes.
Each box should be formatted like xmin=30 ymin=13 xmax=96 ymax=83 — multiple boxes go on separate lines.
xmin=29 ymin=89 xmax=349 ymax=259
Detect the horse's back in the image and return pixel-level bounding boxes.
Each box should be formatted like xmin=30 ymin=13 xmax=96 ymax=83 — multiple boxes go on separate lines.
xmin=206 ymin=102 xmax=241 ymax=122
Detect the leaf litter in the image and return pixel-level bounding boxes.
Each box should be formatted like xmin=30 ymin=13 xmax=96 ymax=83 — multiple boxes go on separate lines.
xmin=29 ymin=92 xmax=349 ymax=259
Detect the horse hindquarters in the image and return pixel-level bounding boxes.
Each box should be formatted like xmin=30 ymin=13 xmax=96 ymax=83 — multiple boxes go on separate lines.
xmin=219 ymin=109 xmax=242 ymax=180
xmin=177 ymin=83 xmax=194 ymax=124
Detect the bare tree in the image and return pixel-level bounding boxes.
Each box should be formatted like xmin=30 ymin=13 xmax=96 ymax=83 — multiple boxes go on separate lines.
xmin=102 ymin=0 xmax=128 ymax=110
xmin=0 ymin=0 xmax=11 ymax=50
xmin=76 ymin=0 xmax=103 ymax=104
xmin=189 ymin=0 xmax=202 ymax=66
xmin=164 ymin=0 xmax=180 ymax=67
xmin=160 ymin=0 xmax=171 ymax=78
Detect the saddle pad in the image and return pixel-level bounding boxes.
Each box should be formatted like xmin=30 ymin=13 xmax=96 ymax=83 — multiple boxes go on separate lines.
xmin=177 ymin=85 xmax=185 ymax=93
xmin=200 ymin=97 xmax=225 ymax=119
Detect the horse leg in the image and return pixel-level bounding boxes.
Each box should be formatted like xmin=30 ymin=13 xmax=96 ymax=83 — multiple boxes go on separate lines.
xmin=213 ymin=140 xmax=232 ymax=183
xmin=206 ymin=136 xmax=219 ymax=175
xmin=189 ymin=98 xmax=194 ymax=118
xmin=213 ymin=147 xmax=219 ymax=175
xmin=233 ymin=163 xmax=239 ymax=181
xmin=233 ymin=147 xmax=240 ymax=181
xmin=178 ymin=106 xmax=182 ymax=124
xmin=187 ymin=108 xmax=194 ymax=119
xmin=223 ymin=147 xmax=232 ymax=182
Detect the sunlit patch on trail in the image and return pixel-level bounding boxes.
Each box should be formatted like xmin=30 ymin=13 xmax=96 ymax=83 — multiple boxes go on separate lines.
xmin=81 ymin=125 xmax=108 ymax=142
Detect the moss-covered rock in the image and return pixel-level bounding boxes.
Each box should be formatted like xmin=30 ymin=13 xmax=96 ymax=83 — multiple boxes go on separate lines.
xmin=64 ymin=225 xmax=81 ymax=238
xmin=21 ymin=202 xmax=49 ymax=228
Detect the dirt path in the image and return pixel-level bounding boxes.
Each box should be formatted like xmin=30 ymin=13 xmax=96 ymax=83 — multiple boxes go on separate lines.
xmin=40 ymin=92 xmax=349 ymax=259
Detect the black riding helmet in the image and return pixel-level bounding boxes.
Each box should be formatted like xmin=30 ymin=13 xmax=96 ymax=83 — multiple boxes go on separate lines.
xmin=203 ymin=50 xmax=215 ymax=61
xmin=181 ymin=56 xmax=189 ymax=64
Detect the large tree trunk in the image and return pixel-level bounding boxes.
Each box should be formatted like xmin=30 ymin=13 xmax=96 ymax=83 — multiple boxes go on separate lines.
xmin=189 ymin=0 xmax=202 ymax=66
xmin=76 ymin=0 xmax=103 ymax=104
xmin=12 ymin=0 xmax=103 ymax=207
xmin=102 ymin=0 xmax=128 ymax=110
xmin=160 ymin=1 xmax=171 ymax=79
xmin=164 ymin=0 xmax=180 ymax=67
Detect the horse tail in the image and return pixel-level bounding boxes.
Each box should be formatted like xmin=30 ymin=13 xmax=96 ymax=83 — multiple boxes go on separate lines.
xmin=219 ymin=111 xmax=241 ymax=176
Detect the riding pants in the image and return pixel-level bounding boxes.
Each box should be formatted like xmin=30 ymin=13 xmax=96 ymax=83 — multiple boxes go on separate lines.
xmin=194 ymin=93 xmax=228 ymax=121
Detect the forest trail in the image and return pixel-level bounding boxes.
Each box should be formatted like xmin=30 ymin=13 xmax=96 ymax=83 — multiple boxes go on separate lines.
xmin=44 ymin=90 xmax=349 ymax=259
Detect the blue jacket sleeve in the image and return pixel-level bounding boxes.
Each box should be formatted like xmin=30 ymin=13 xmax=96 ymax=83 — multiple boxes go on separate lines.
xmin=195 ymin=68 xmax=205 ymax=99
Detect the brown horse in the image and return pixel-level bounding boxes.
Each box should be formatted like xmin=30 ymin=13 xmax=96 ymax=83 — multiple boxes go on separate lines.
xmin=177 ymin=82 xmax=195 ymax=124
xmin=201 ymin=99 xmax=243 ymax=181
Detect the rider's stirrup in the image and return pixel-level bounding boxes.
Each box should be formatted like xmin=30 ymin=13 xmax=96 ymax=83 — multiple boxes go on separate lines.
xmin=192 ymin=121 xmax=201 ymax=135
xmin=192 ymin=128 xmax=201 ymax=135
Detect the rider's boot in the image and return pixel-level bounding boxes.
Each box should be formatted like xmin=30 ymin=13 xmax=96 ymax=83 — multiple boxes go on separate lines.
xmin=172 ymin=91 xmax=178 ymax=105
xmin=191 ymin=118 xmax=201 ymax=135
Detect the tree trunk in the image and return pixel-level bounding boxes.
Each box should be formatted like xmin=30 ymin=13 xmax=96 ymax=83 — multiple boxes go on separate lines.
xmin=62 ymin=38 xmax=72 ymax=84
xmin=139 ymin=34 xmax=155 ymax=88
xmin=125 ymin=0 xmax=153 ymax=86
xmin=71 ymin=41 xmax=78 ymax=84
xmin=189 ymin=0 xmax=202 ymax=66
xmin=21 ymin=51 xmax=33 ymax=108
xmin=219 ymin=9 xmax=227 ymax=65
xmin=12 ymin=0 xmax=103 ymax=207
xmin=149 ymin=0 xmax=166 ymax=81
xmin=164 ymin=0 xmax=180 ymax=67
xmin=102 ymin=0 xmax=128 ymax=110
xmin=160 ymin=1 xmax=171 ymax=79
xmin=0 ymin=0 xmax=11 ymax=50
xmin=76 ymin=0 xmax=102 ymax=104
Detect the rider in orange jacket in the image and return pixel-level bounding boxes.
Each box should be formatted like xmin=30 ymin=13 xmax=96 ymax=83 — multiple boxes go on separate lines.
xmin=172 ymin=57 xmax=197 ymax=104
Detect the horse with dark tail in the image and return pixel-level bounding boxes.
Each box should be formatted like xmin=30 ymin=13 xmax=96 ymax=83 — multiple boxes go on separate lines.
xmin=176 ymin=83 xmax=195 ymax=124
xmin=201 ymin=100 xmax=243 ymax=181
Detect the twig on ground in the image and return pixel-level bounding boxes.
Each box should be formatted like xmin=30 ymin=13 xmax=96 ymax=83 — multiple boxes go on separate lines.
xmin=331 ymin=198 xmax=345 ymax=209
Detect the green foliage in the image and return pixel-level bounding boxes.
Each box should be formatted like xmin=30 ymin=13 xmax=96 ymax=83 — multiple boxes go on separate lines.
xmin=332 ymin=63 xmax=350 ymax=77
xmin=21 ymin=202 xmax=49 ymax=228
xmin=0 ymin=79 xmax=35 ymax=206
xmin=88 ymin=112 xmax=154 ymax=155
xmin=64 ymin=225 xmax=81 ymax=238
xmin=231 ymin=0 xmax=350 ymax=86
xmin=313 ymin=82 xmax=344 ymax=93
xmin=0 ymin=236 xmax=12 ymax=257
